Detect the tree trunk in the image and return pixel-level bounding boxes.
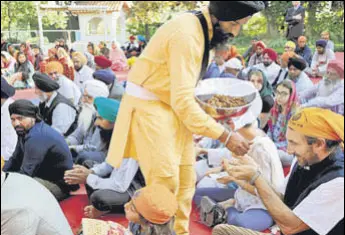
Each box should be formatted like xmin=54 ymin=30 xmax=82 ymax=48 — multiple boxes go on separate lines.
xmin=8 ymin=1 xmax=12 ymax=40
xmin=145 ymin=24 xmax=150 ymax=41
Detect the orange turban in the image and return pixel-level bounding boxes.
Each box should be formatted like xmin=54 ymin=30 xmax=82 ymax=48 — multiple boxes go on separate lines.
xmin=1 ymin=157 xmax=4 ymax=170
xmin=132 ymin=184 xmax=178 ymax=225
xmin=45 ymin=61 xmax=64 ymax=75
xmin=288 ymin=108 xmax=344 ymax=143
xmin=281 ymin=51 xmax=297 ymax=64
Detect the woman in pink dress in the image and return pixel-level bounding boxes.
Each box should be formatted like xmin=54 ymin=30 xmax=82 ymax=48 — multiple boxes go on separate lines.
xmin=109 ymin=41 xmax=129 ymax=72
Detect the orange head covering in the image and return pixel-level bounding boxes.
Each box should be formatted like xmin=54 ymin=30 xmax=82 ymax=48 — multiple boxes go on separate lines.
xmin=45 ymin=61 xmax=64 ymax=75
xmin=288 ymin=108 xmax=344 ymax=143
xmin=1 ymin=156 xmax=4 ymax=170
xmin=281 ymin=51 xmax=297 ymax=64
xmin=132 ymin=184 xmax=178 ymax=225
xmin=298 ymin=36 xmax=307 ymax=43
xmin=327 ymin=60 xmax=344 ymax=80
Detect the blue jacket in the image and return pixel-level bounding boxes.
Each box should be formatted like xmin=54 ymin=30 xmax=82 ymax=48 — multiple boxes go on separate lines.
xmin=295 ymin=45 xmax=313 ymax=66
xmin=4 ymin=122 xmax=75 ymax=192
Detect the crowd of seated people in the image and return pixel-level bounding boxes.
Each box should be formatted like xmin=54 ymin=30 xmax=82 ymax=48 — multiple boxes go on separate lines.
xmin=1 ymin=25 xmax=344 ymax=235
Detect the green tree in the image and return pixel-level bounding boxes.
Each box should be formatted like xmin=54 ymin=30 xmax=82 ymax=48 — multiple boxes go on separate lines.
xmin=126 ymin=1 xmax=205 ymax=40
xmin=1 ymin=1 xmax=68 ymax=41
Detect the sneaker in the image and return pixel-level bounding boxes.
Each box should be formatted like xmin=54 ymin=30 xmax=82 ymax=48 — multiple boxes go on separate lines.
xmin=200 ymin=196 xmax=227 ymax=227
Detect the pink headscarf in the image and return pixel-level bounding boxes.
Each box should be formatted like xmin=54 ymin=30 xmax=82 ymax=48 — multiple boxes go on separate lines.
xmin=109 ymin=43 xmax=129 ymax=72
xmin=328 ymin=60 xmax=344 ymax=79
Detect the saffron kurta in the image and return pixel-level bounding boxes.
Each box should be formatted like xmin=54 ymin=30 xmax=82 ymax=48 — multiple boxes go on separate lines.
xmin=107 ymin=8 xmax=225 ymax=235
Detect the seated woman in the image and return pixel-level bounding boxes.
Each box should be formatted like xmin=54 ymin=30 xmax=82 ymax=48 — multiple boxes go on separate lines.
xmin=57 ymin=47 xmax=75 ymax=81
xmin=39 ymin=48 xmax=59 ymax=74
xmin=268 ymin=80 xmax=299 ymax=166
xmin=196 ymin=117 xmax=285 ymax=232
xmin=109 ymin=41 xmax=129 ymax=72
xmin=248 ymin=68 xmax=274 ymax=131
xmin=19 ymin=42 xmax=35 ymax=65
xmin=87 ymin=42 xmax=100 ymax=56
xmin=12 ymin=52 xmax=35 ymax=89
xmin=1 ymin=51 xmax=16 ymax=77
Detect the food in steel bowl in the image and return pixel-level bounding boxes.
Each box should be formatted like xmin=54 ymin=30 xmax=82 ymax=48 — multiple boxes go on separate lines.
xmin=195 ymin=79 xmax=258 ymax=120
xmin=207 ymin=95 xmax=247 ymax=108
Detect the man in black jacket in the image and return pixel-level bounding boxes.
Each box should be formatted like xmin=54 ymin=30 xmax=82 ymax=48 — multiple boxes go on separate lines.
xmin=285 ymin=1 xmax=306 ymax=43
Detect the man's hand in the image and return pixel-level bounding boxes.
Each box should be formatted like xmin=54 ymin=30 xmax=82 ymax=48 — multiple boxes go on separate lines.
xmin=205 ymin=167 xmax=223 ymax=177
xmin=293 ymin=14 xmax=302 ymax=20
xmin=217 ymin=175 xmax=235 ymax=185
xmin=225 ymin=132 xmax=250 ymax=156
xmin=195 ymin=147 xmax=207 ymax=157
xmin=227 ymin=155 xmax=259 ymax=182
xmin=64 ymin=165 xmax=93 ymax=185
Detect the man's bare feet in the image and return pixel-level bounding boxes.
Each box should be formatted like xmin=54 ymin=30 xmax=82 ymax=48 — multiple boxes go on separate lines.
xmin=84 ymin=205 xmax=110 ymax=219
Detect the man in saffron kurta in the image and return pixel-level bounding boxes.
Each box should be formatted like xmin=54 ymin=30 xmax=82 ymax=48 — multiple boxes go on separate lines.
xmin=107 ymin=2 xmax=267 ymax=234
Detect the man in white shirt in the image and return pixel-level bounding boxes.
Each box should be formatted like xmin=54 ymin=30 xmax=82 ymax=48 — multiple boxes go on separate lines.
xmin=64 ymin=159 xmax=140 ymax=219
xmin=310 ymin=39 xmax=336 ymax=78
xmin=45 ymin=61 xmax=82 ymax=106
xmin=213 ymin=108 xmax=344 ymax=235
xmin=1 ymin=158 xmax=74 ymax=235
xmin=72 ymin=52 xmax=94 ymax=91
xmin=33 ymin=72 xmax=78 ymax=137
xmin=254 ymin=48 xmax=281 ymax=86
xmin=1 ymin=77 xmax=17 ymax=161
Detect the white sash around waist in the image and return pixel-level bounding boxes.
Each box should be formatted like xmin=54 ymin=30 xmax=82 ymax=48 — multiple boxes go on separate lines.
xmin=125 ymin=81 xmax=159 ymax=101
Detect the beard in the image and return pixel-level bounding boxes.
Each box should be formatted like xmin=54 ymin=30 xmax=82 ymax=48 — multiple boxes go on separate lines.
xmin=38 ymin=93 xmax=48 ymax=103
xmin=210 ymin=23 xmax=233 ymax=50
xmin=15 ymin=126 xmax=28 ymax=137
xmin=263 ymin=62 xmax=272 ymax=67
xmin=98 ymin=127 xmax=113 ymax=145
xmin=78 ymin=103 xmax=97 ymax=132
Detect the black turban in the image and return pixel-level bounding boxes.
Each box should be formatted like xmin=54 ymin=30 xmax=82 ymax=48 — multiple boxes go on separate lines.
xmin=33 ymin=72 xmax=60 ymax=92
xmin=1 ymin=77 xmax=15 ymax=99
xmin=9 ymin=100 xmax=40 ymax=119
xmin=288 ymin=57 xmax=307 ymax=71
xmin=209 ymin=1 xmax=267 ymax=21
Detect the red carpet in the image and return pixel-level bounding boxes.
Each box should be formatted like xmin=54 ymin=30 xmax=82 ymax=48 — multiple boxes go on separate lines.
xmin=60 ymin=194 xmax=212 ymax=235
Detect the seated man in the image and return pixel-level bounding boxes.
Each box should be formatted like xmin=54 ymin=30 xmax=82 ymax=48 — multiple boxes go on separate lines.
xmin=300 ymin=60 xmax=344 ymax=116
xmin=321 ymin=31 xmax=335 ymax=52
xmin=204 ymin=44 xmax=230 ymax=79
xmin=76 ymin=79 xmax=109 ymax=132
xmin=70 ymin=97 xmax=120 ymax=165
xmin=213 ymin=108 xmax=344 ymax=235
xmin=33 ymin=72 xmax=78 ymax=137
xmin=45 ymin=61 xmax=82 ymax=106
xmin=287 ymin=57 xmax=314 ymax=93
xmin=254 ymin=48 xmax=281 ymax=86
xmin=284 ymin=41 xmax=297 ymax=53
xmin=220 ymin=58 xmax=243 ymax=78
xmin=72 ymin=52 xmax=94 ymax=91
xmin=66 ymin=83 xmax=111 ymax=164
xmin=248 ymin=41 xmax=266 ymax=67
xmin=1 ymin=77 xmax=17 ymax=161
xmin=3 ymin=100 xmax=78 ymax=201
xmin=92 ymin=65 xmax=124 ymax=101
xmin=242 ymin=37 xmax=259 ymax=62
xmin=64 ymin=158 xmax=140 ymax=219
xmin=310 ymin=39 xmax=336 ymax=77
xmin=1 ymin=158 xmax=74 ymax=235
xmin=295 ymin=36 xmax=312 ymax=66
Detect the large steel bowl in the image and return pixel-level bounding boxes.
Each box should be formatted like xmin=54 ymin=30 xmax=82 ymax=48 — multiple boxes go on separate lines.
xmin=195 ymin=79 xmax=257 ymax=120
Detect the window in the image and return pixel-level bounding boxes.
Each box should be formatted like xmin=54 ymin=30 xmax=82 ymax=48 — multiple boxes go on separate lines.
xmin=87 ymin=17 xmax=105 ymax=35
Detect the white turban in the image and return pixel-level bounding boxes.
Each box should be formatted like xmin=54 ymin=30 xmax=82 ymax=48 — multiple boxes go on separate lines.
xmin=84 ymin=80 xmax=109 ymax=98
xmin=225 ymin=58 xmax=243 ymax=70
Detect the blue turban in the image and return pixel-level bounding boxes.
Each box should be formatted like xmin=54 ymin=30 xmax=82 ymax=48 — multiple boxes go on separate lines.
xmin=94 ymin=97 xmax=120 ymax=123
xmin=137 ymin=35 xmax=146 ymax=43
xmin=93 ymin=69 xmax=116 ymax=85
xmin=316 ymin=39 xmax=328 ymax=48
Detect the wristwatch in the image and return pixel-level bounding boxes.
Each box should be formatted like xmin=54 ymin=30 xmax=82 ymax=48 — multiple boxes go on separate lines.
xmin=250 ymin=170 xmax=262 ymax=186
